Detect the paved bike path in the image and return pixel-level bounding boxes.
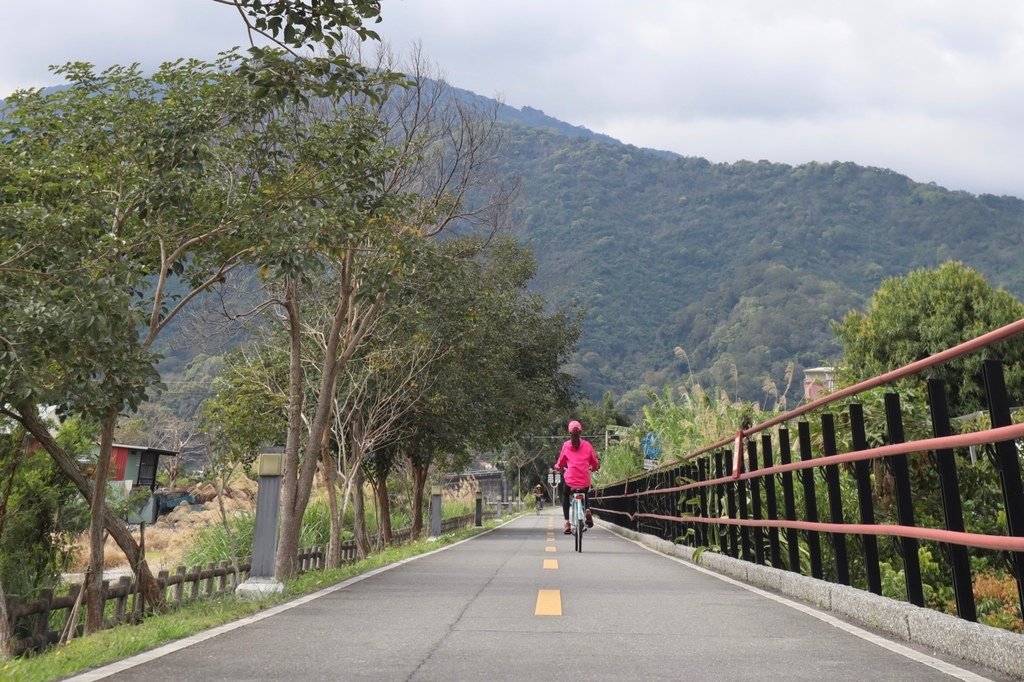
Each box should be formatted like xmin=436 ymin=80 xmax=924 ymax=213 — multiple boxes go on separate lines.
xmin=76 ymin=511 xmax=1007 ymax=681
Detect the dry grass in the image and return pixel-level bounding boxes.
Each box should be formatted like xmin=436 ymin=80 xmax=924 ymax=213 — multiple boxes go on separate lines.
xmin=974 ymin=573 xmax=1024 ymax=632
xmin=68 ymin=473 xmax=258 ymax=573
xmin=442 ymin=478 xmax=479 ymax=515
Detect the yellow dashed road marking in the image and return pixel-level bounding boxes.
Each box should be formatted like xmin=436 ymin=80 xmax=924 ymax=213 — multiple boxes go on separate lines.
xmin=543 ymin=559 xmax=558 ymax=570
xmin=545 ymin=546 xmax=556 ymax=553
xmin=535 ymin=589 xmax=562 ymax=616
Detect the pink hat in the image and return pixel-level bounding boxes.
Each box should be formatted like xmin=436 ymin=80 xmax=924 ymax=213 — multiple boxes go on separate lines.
xmin=567 ymin=420 xmax=582 ymax=434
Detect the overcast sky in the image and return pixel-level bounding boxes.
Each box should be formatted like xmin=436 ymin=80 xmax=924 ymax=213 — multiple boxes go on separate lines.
xmin=2 ymin=1 xmax=1022 ymax=198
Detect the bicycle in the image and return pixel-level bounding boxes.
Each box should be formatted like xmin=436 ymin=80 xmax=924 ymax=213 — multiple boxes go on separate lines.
xmin=534 ymin=495 xmax=543 ymax=514
xmin=567 ymin=487 xmax=587 ymax=552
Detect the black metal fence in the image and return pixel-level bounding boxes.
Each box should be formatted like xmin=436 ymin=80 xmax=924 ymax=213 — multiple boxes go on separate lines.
xmin=592 ymin=356 xmax=1024 ymax=625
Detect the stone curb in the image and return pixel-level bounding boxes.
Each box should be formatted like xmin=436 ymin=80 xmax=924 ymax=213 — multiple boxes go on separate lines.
xmin=599 ymin=521 xmax=1024 ymax=680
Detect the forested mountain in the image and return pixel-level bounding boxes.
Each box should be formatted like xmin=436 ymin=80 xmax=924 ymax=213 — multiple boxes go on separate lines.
xmin=9 ymin=84 xmax=1022 ymax=411
xmin=491 ymin=116 xmax=1024 ymax=404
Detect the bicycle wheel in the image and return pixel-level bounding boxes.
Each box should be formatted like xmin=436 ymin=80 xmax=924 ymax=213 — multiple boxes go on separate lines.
xmin=575 ymin=515 xmax=583 ymax=552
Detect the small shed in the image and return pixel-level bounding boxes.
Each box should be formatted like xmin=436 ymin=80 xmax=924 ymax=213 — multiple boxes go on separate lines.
xmin=444 ymin=468 xmax=509 ymax=503
xmin=108 ymin=443 xmax=179 ymax=524
xmin=802 ymin=366 xmax=835 ymax=401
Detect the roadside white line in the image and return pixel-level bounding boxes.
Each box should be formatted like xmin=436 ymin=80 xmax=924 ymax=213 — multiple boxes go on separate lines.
xmin=66 ymin=519 xmax=515 ymax=681
xmin=618 ymin=534 xmax=992 ymax=682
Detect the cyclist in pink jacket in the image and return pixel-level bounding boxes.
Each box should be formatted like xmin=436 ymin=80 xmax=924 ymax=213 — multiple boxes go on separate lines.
xmin=553 ymin=420 xmax=600 ymax=535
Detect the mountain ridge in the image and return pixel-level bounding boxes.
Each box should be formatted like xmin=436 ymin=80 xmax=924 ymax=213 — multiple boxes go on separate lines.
xmin=6 ymin=82 xmax=1022 ymax=409
xmin=492 ymin=116 xmax=1024 ymax=404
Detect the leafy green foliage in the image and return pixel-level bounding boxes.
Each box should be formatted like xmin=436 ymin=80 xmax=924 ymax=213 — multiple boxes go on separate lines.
xmin=388 ymin=236 xmax=580 ymax=471
xmin=184 ymin=512 xmax=255 ymax=569
xmin=0 ymin=422 xmax=90 ymax=598
xmin=833 ymin=261 xmax=1024 ymax=415
xmin=200 ymin=349 xmax=288 ymax=468
xmin=0 ymin=56 xmax=255 ymax=420
xmin=593 ymin=443 xmax=644 ymax=484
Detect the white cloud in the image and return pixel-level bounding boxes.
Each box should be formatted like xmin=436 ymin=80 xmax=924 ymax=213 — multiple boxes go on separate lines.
xmin=601 ymin=111 xmax=1019 ymax=194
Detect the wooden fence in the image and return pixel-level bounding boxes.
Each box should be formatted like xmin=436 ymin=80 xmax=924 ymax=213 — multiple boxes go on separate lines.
xmin=5 ymin=511 xmax=481 ymax=656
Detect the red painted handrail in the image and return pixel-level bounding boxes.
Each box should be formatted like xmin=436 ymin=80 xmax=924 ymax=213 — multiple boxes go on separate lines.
xmin=623 ymin=512 xmax=1024 ymax=553
xmin=683 ymin=316 xmax=1024 ymax=461
xmin=593 ymin=422 xmax=1024 ymax=501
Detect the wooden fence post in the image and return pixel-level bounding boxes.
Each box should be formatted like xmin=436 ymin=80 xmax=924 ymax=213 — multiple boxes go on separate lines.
xmin=174 ymin=566 xmax=186 ymax=606
xmin=114 ymin=576 xmax=131 ymax=623
xmin=33 ymin=588 xmax=52 ymax=650
xmin=190 ymin=565 xmax=201 ymax=602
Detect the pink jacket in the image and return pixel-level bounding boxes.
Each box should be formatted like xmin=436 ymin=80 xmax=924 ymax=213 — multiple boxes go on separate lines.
xmin=555 ymin=439 xmax=599 ymax=489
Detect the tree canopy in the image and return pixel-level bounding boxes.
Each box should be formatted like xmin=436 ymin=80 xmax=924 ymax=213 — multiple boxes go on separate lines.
xmin=832 ymin=261 xmax=1024 ymax=415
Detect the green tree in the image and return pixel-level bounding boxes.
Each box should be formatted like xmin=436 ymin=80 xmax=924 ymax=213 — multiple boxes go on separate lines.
xmin=0 ymin=417 xmax=91 ymax=602
xmin=227 ymin=45 xmax=512 ymax=578
xmin=1 ymin=0 xmax=393 ymax=623
xmin=832 ymin=261 xmax=1024 ymax=416
xmin=0 ymin=57 xmax=270 ymax=626
xmin=390 ymin=238 xmax=580 ymax=536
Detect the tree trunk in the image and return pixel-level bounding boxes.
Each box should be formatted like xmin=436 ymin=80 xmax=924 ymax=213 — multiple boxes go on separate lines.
xmin=321 ymin=433 xmax=343 ymax=569
xmin=275 ymin=278 xmax=305 ymax=581
xmin=86 ymin=408 xmax=117 ymax=634
xmin=410 ymin=461 xmax=429 ymax=540
xmin=0 ymin=449 xmax=12 ymax=660
xmin=215 ymin=464 xmax=243 ymax=585
xmin=276 ymin=275 xmax=384 ymax=579
xmin=0 ymin=571 xmax=10 ymax=660
xmin=276 ymin=276 xmax=349 ymax=579
xmin=352 ymin=464 xmax=370 ymax=558
xmin=12 ymin=405 xmax=164 ymax=610
xmin=376 ymin=473 xmax=393 ymax=545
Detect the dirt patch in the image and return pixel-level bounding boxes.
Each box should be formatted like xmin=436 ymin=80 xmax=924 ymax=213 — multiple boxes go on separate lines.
xmin=68 ymin=477 xmax=257 ymax=572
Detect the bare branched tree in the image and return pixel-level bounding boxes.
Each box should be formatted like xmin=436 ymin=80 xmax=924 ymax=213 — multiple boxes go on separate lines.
xmin=263 ymin=43 xmax=514 ymax=579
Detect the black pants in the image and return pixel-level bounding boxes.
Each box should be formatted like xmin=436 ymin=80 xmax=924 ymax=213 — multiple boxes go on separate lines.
xmin=561 ymin=484 xmax=590 ymax=521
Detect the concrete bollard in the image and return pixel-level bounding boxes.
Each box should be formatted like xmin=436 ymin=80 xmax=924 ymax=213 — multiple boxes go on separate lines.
xmin=429 ymin=485 xmax=442 ymax=538
xmin=237 ymin=450 xmax=285 ymax=599
xmin=474 ymin=491 xmax=483 ymax=527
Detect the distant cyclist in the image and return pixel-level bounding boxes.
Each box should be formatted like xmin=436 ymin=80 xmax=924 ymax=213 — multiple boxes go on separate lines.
xmin=552 ymin=420 xmax=600 ymax=535
xmin=533 ymin=483 xmax=545 ymax=512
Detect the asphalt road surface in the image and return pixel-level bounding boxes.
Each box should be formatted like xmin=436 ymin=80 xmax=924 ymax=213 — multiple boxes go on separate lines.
xmin=70 ymin=511 xmax=1009 ymax=681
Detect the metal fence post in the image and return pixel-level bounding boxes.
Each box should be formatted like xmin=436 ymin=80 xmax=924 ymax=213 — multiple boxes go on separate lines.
xmin=697 ymin=459 xmax=709 ymax=547
xmin=735 ymin=446 xmax=751 ymax=562
xmin=778 ymin=428 xmax=801 ymax=573
xmin=724 ymin=451 xmax=739 ymax=559
xmin=849 ymin=404 xmax=882 ymax=594
xmin=927 ymin=378 xmax=976 ymax=621
xmin=747 ymin=439 xmax=764 ymax=565
xmin=714 ymin=452 xmax=728 ymax=555
xmin=884 ymin=392 xmax=925 ymax=607
xmin=760 ymin=433 xmax=782 ymax=569
xmin=821 ymin=413 xmax=849 ymax=585
xmin=982 ymin=359 xmax=1024 ymax=617
xmin=797 ymin=421 xmax=823 ymax=580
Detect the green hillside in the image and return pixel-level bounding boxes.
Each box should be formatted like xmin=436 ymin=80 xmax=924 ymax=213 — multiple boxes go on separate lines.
xmin=497 ymin=122 xmax=1024 ymax=403
xmin=9 ymin=84 xmax=1020 ymax=410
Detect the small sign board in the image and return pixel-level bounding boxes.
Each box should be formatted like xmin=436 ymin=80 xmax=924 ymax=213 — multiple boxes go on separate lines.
xmin=547 ymin=472 xmax=561 ymax=486
xmin=643 ymin=458 xmax=658 ymax=470
xmin=641 ymin=432 xmax=661 ymax=459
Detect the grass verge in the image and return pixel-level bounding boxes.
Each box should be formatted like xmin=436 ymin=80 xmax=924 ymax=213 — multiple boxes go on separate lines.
xmin=1 ymin=519 xmax=508 ymax=682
